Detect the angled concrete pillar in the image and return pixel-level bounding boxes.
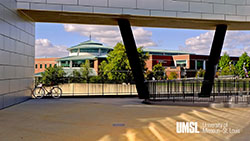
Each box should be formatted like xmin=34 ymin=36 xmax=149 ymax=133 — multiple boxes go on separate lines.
xmin=118 ymin=19 xmax=149 ymax=99
xmin=200 ymin=25 xmax=227 ymax=97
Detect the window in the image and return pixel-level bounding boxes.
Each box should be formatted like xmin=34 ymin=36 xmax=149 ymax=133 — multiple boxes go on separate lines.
xmin=101 ymin=49 xmax=108 ymax=53
xmin=71 ymin=49 xmax=78 ymax=53
xmin=54 ymin=64 xmax=57 ymax=67
xmin=72 ymin=60 xmax=85 ymax=67
xmin=35 ymin=64 xmax=37 ymax=69
xmin=197 ymin=60 xmax=204 ymax=70
xmin=80 ymin=48 xmax=99 ymax=53
xmin=61 ymin=61 xmax=70 ymax=67
xmin=40 ymin=64 xmax=42 ymax=68
xmin=176 ymin=60 xmax=186 ymax=67
xmin=90 ymin=60 xmax=94 ymax=68
xmin=50 ymin=64 xmax=52 ymax=67
xmin=45 ymin=64 xmax=47 ymax=68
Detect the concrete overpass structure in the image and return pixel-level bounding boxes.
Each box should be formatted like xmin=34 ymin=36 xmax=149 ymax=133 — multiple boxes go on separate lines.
xmin=2 ymin=0 xmax=250 ymax=108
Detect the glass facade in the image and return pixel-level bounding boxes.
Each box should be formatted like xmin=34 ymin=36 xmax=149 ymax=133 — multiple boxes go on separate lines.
xmin=71 ymin=49 xmax=78 ymax=53
xmin=72 ymin=60 xmax=85 ymax=67
xmin=61 ymin=61 xmax=70 ymax=67
xmin=80 ymin=48 xmax=99 ymax=53
xmin=176 ymin=60 xmax=187 ymax=67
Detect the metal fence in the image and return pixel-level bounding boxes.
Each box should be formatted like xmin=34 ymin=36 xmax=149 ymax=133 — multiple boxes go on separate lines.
xmin=146 ymin=79 xmax=250 ymax=103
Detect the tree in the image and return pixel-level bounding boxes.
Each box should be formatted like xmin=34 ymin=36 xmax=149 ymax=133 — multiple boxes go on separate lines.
xmin=219 ymin=52 xmax=231 ymax=70
xmin=235 ymin=52 xmax=250 ymax=77
xmin=101 ymin=42 xmax=149 ymax=83
xmin=98 ymin=60 xmax=108 ymax=82
xmin=41 ymin=66 xmax=66 ymax=86
xmin=168 ymin=72 xmax=178 ymax=80
xmin=80 ymin=60 xmax=93 ymax=82
xmin=70 ymin=69 xmax=82 ymax=83
xmin=152 ymin=63 xmax=165 ymax=80
xmin=220 ymin=65 xmax=236 ymax=76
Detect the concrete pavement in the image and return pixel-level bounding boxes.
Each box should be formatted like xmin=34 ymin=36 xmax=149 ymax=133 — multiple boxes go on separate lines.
xmin=0 ymin=98 xmax=250 ymax=141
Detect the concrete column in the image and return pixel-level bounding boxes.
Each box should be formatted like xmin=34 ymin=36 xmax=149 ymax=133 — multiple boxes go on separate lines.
xmin=70 ymin=60 xmax=72 ymax=68
xmin=195 ymin=60 xmax=197 ymax=70
xmin=200 ymin=25 xmax=227 ymax=97
xmin=118 ymin=19 xmax=149 ymax=99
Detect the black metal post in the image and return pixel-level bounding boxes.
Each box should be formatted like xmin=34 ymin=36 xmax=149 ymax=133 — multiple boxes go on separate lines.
xmin=200 ymin=24 xmax=227 ymax=97
xmin=118 ymin=19 xmax=150 ymax=99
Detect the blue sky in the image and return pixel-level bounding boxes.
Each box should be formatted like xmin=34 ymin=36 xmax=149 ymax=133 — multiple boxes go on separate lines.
xmin=35 ymin=23 xmax=250 ymax=57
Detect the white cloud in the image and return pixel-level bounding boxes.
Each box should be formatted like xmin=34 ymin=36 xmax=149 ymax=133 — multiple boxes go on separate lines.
xmin=180 ymin=31 xmax=250 ymax=56
xmin=35 ymin=39 xmax=68 ymax=57
xmin=64 ymin=24 xmax=156 ymax=47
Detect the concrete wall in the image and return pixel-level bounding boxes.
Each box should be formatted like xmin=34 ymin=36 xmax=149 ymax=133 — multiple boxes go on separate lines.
xmin=57 ymin=83 xmax=137 ymax=96
xmin=16 ymin=0 xmax=250 ymax=22
xmin=0 ymin=0 xmax=35 ymax=109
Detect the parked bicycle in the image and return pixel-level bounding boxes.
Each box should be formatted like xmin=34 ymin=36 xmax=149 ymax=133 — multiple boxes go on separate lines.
xmin=33 ymin=84 xmax=62 ymax=99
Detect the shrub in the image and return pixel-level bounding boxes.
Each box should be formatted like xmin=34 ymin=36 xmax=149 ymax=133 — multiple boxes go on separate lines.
xmin=196 ymin=69 xmax=205 ymax=78
xmin=168 ymin=72 xmax=178 ymax=80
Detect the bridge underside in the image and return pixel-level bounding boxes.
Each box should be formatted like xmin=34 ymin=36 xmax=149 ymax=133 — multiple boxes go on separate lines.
xmin=17 ymin=9 xmax=246 ymax=99
xmin=19 ymin=10 xmax=250 ymax=30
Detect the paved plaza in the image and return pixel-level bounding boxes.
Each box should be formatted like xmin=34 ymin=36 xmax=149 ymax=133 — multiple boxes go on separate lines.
xmin=0 ymin=98 xmax=250 ymax=141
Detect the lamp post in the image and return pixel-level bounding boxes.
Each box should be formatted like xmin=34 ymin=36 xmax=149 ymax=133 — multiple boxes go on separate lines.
xmin=229 ymin=61 xmax=232 ymax=72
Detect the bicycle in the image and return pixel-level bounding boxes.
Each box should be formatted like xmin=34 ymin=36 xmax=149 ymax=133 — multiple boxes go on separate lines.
xmin=33 ymin=84 xmax=62 ymax=99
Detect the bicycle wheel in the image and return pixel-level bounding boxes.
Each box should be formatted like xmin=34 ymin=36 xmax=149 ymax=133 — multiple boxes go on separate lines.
xmin=51 ymin=87 xmax=62 ymax=98
xmin=33 ymin=87 xmax=45 ymax=99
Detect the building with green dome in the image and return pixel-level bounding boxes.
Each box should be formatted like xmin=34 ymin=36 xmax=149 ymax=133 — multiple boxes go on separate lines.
xmin=57 ymin=40 xmax=113 ymax=76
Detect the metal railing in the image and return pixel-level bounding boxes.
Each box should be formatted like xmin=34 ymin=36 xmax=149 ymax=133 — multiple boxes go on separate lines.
xmin=146 ymin=79 xmax=250 ymax=103
xmin=34 ymin=77 xmax=138 ymax=97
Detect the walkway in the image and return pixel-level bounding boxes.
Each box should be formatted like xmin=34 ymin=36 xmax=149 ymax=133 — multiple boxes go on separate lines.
xmin=0 ymin=98 xmax=249 ymax=141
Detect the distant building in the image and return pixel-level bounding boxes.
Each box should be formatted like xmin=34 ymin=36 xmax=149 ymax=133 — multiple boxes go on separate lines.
xmin=35 ymin=40 xmax=239 ymax=78
xmin=35 ymin=57 xmax=59 ymax=74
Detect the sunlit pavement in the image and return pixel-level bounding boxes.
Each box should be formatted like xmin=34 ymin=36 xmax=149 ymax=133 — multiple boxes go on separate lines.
xmin=0 ymin=98 xmax=250 ymax=141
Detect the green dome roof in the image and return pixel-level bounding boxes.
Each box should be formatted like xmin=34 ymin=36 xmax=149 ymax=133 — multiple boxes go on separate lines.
xmin=68 ymin=40 xmax=113 ymax=50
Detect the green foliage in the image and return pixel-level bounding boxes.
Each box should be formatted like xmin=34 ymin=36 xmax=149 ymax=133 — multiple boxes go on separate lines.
xmin=220 ymin=65 xmax=237 ymax=76
xmin=196 ymin=69 xmax=205 ymax=78
xmin=152 ymin=63 xmax=165 ymax=80
xmin=137 ymin=47 xmax=149 ymax=72
xmin=80 ymin=60 xmax=93 ymax=82
xmin=41 ymin=66 xmax=66 ymax=86
xmin=70 ymin=69 xmax=82 ymax=83
xmin=235 ymin=52 xmax=250 ymax=77
xmin=145 ymin=70 xmax=154 ymax=80
xmin=100 ymin=42 xmax=149 ymax=83
xmin=89 ymin=76 xmax=103 ymax=83
xmin=219 ymin=52 xmax=231 ymax=70
xmin=168 ymin=72 xmax=178 ymax=80
xmin=98 ymin=60 xmax=108 ymax=81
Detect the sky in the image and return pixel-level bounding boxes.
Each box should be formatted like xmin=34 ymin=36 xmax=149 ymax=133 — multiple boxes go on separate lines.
xmin=35 ymin=23 xmax=250 ymax=58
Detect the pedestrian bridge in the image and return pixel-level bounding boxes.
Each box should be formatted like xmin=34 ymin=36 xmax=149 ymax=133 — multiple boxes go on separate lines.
xmin=17 ymin=0 xmax=250 ymax=30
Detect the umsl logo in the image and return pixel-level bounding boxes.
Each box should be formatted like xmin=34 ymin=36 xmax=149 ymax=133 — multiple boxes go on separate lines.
xmin=176 ymin=122 xmax=200 ymax=133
